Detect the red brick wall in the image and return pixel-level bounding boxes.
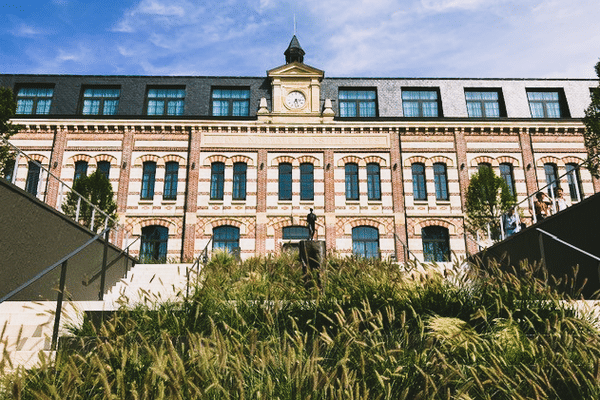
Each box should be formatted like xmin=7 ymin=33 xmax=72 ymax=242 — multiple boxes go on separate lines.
xmin=182 ymin=127 xmax=201 ymax=261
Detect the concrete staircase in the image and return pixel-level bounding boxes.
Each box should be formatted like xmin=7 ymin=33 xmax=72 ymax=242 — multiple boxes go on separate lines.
xmin=104 ymin=263 xmax=195 ymax=306
xmin=0 ymin=263 xmax=195 ymax=372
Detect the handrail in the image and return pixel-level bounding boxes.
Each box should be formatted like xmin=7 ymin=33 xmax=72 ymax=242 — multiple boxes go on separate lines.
xmin=2 ymin=138 xmax=122 ymax=233
xmin=0 ymin=227 xmax=110 ymax=304
xmin=536 ymin=228 xmax=600 ymax=262
xmin=393 ymin=233 xmax=419 ymax=262
xmin=186 ymin=236 xmax=213 ymax=299
xmin=515 ymin=159 xmax=590 ymax=213
xmin=477 ymin=159 xmax=592 ymax=245
xmin=82 ymin=236 xmax=140 ymax=286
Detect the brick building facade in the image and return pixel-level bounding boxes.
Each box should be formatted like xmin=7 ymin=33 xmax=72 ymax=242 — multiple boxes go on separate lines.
xmin=1 ymin=37 xmax=597 ymax=263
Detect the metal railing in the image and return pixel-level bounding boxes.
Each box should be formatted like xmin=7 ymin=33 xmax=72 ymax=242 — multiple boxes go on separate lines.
xmin=0 ymin=227 xmax=111 ymax=350
xmin=536 ymin=228 xmax=600 ymax=264
xmin=393 ymin=233 xmax=419 ymax=263
xmin=82 ymin=237 xmax=141 ymax=294
xmin=185 ymin=237 xmax=213 ymax=299
xmin=1 ymin=139 xmax=142 ymax=349
xmin=2 ymin=138 xmax=131 ymax=245
xmin=475 ymin=160 xmax=589 ymax=245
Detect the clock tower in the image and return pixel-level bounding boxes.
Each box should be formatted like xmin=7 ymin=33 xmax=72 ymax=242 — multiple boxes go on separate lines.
xmin=262 ymin=36 xmax=333 ymax=123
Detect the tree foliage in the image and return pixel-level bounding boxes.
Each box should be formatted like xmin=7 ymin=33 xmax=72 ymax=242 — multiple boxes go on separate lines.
xmin=62 ymin=170 xmax=118 ymax=232
xmin=465 ymin=165 xmax=515 ymax=238
xmin=0 ymin=87 xmax=18 ymax=176
xmin=583 ymin=60 xmax=600 ymax=178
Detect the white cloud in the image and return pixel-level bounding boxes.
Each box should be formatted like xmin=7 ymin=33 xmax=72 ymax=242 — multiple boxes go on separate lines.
xmin=5 ymin=0 xmax=597 ymax=78
xmin=113 ymin=0 xmax=204 ymax=33
xmin=12 ymin=24 xmax=45 ymax=37
xmin=420 ymin=0 xmax=488 ymax=12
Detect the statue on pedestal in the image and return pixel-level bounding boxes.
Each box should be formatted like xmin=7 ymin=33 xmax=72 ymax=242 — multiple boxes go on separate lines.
xmin=307 ymin=208 xmax=316 ymax=240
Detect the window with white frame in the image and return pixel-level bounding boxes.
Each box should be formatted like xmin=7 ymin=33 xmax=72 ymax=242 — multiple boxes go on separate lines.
xmin=82 ymin=87 xmax=120 ymax=115
xmin=527 ymin=90 xmax=568 ymax=118
xmin=465 ymin=89 xmax=503 ymax=118
xmin=212 ymin=88 xmax=250 ymax=116
xmin=146 ymin=87 xmax=185 ymax=116
xmin=402 ymin=89 xmax=441 ymax=117
xmin=339 ymin=89 xmax=377 ymax=117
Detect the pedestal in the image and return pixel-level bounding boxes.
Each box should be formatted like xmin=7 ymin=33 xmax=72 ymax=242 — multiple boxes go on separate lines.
xmin=299 ymin=240 xmax=325 ymax=289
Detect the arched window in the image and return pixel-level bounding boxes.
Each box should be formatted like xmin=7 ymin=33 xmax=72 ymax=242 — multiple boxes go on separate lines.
xmin=233 ymin=162 xmax=247 ymax=200
xmin=210 ymin=162 xmax=225 ymax=200
xmin=163 ymin=161 xmax=179 ymax=200
xmin=477 ymin=162 xmax=492 ymax=171
xmin=433 ymin=162 xmax=448 ymax=200
xmin=140 ymin=225 xmax=168 ymax=262
xmin=499 ymin=163 xmax=515 ymax=197
xmin=97 ymin=161 xmax=111 ymax=179
xmin=345 ymin=163 xmax=359 ymax=200
xmin=411 ymin=163 xmax=426 ymax=201
xmin=422 ymin=226 xmax=450 ymax=262
xmin=213 ymin=225 xmax=240 ymax=254
xmin=367 ymin=163 xmax=381 ymax=200
xmin=300 ymin=163 xmax=314 ymax=200
xmin=544 ymin=163 xmax=559 ymax=196
xmin=74 ymin=160 xmax=88 ymax=182
xmin=141 ymin=161 xmax=156 ymax=200
xmin=25 ymin=161 xmax=41 ymax=196
xmin=278 ymin=163 xmax=292 ymax=201
xmin=352 ymin=226 xmax=379 ymax=258
xmin=565 ymin=163 xmax=583 ymax=201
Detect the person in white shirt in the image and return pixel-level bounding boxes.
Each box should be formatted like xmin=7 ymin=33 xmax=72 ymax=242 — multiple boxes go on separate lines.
xmin=554 ymin=187 xmax=569 ymax=212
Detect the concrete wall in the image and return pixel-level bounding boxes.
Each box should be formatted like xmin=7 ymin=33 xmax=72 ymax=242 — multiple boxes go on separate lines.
xmin=0 ymin=179 xmax=135 ymax=301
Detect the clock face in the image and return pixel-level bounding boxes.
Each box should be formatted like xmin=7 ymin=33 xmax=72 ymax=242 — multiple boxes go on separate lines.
xmin=285 ymin=91 xmax=306 ymax=109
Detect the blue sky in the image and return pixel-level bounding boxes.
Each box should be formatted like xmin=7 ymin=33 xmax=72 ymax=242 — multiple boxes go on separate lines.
xmin=1 ymin=0 xmax=599 ymax=78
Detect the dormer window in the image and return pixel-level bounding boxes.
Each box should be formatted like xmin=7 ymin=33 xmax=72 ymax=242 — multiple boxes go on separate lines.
xmin=15 ymin=86 xmax=54 ymax=115
xmin=146 ymin=87 xmax=185 ymax=116
xmin=211 ymin=88 xmax=250 ymax=116
xmin=339 ymin=89 xmax=377 ymax=118
xmin=82 ymin=87 xmax=120 ymax=115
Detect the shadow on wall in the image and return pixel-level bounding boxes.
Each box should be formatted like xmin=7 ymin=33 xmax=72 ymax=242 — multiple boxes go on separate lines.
xmin=0 ymin=179 xmax=134 ymax=301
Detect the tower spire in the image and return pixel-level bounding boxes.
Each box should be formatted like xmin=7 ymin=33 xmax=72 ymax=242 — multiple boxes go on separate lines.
xmin=284 ymin=35 xmax=305 ymax=64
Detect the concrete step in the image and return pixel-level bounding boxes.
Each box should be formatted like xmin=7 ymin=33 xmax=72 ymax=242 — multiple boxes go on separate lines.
xmin=104 ymin=264 xmax=195 ymax=306
xmin=2 ymin=350 xmax=54 ymax=370
xmin=0 ymin=301 xmax=115 ymax=372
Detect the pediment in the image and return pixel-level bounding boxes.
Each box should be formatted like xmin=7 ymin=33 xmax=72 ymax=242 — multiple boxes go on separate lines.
xmin=267 ymin=62 xmax=324 ymax=79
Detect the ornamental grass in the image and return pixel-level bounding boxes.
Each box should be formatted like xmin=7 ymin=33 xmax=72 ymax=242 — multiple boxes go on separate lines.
xmin=3 ymin=252 xmax=600 ymax=399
